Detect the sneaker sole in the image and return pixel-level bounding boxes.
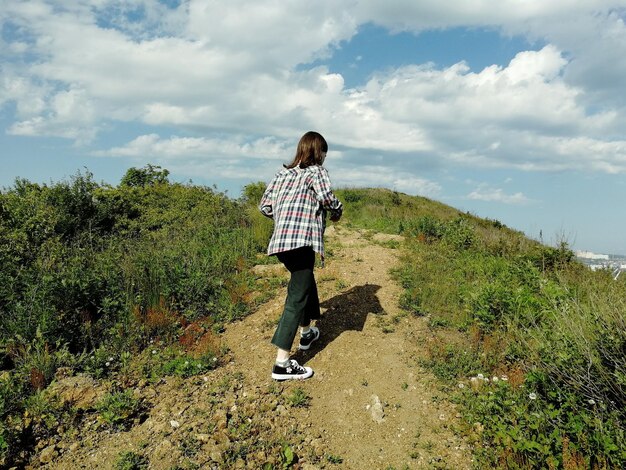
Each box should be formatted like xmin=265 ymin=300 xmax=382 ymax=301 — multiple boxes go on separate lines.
xmin=271 ymin=369 xmax=314 ymax=381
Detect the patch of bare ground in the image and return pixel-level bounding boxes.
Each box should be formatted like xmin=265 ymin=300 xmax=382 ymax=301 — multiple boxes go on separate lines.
xmin=36 ymin=226 xmax=472 ymax=470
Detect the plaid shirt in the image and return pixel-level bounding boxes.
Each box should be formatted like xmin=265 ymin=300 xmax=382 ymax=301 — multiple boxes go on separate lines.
xmin=259 ymin=165 xmax=343 ymax=260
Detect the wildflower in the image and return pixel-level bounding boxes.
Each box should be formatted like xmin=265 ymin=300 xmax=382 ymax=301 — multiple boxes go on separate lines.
xmin=108 ymin=356 xmax=114 ymax=362
xmin=492 ymin=376 xmax=499 ymax=382
xmin=528 ymin=393 xmax=537 ymax=400
xmin=212 ymin=357 xmax=218 ymax=362
xmin=501 ymin=375 xmax=508 ymax=381
xmin=105 ymin=362 xmax=110 ymax=367
xmin=484 ymin=378 xmax=490 ymax=383
xmin=588 ymin=399 xmax=596 ymax=405
xmin=152 ymin=350 xmax=157 ymax=355
xmin=458 ymin=383 xmax=465 ymax=389
xmin=477 ymin=374 xmax=484 ymax=380
xmin=184 ymin=361 xmax=189 ymax=366
xmin=470 ymin=377 xmax=478 ymax=383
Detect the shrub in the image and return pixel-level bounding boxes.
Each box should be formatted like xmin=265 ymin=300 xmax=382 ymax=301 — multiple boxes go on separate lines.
xmin=96 ymin=390 xmax=141 ymax=429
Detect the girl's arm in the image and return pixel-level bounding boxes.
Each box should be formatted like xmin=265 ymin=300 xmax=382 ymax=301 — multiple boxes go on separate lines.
xmin=312 ymin=167 xmax=343 ymax=220
xmin=259 ymin=180 xmax=275 ymax=218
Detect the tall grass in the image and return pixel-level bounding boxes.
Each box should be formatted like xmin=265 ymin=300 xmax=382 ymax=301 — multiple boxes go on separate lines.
xmin=339 ymin=187 xmax=626 ymax=468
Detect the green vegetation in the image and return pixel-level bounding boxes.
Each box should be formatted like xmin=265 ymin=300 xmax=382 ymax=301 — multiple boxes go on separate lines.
xmin=114 ymin=450 xmax=149 ymax=470
xmin=287 ymin=387 xmax=311 ymax=408
xmin=339 ymin=187 xmax=626 ymax=469
xmin=2 ymin=173 xmax=624 ymax=468
xmin=0 ymin=167 xmax=273 ymax=467
xmin=96 ymin=389 xmax=142 ymax=429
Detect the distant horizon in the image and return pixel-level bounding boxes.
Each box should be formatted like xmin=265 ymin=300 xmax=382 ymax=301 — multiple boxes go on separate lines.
xmin=2 ymin=1 xmax=626 ymax=256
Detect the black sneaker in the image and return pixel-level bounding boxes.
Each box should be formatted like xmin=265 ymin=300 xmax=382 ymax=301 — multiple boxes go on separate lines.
xmin=298 ymin=326 xmax=320 ymax=351
xmin=271 ymin=359 xmax=313 ymax=381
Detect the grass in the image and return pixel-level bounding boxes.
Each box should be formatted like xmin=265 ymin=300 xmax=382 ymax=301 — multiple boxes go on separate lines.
xmin=337 ymin=187 xmax=626 ymax=468
xmin=2 ymin=178 xmax=624 ymax=468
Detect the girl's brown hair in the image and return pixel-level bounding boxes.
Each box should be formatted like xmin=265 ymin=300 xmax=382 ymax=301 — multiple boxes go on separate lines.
xmin=284 ymin=131 xmax=328 ymax=169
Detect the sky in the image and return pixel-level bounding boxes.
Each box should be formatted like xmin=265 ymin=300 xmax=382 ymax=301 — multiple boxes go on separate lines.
xmin=1 ymin=1 xmax=625 ymax=255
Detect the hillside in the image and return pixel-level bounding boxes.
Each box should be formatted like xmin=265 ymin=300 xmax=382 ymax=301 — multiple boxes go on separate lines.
xmin=1 ymin=171 xmax=625 ymax=469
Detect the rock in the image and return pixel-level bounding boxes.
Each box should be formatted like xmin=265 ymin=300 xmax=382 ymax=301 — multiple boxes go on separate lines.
xmin=47 ymin=374 xmax=106 ymax=410
xmin=276 ymin=404 xmax=288 ymax=416
xmin=39 ymin=444 xmax=58 ymax=464
xmin=370 ymin=395 xmax=385 ymax=423
xmin=170 ymin=420 xmax=180 ymax=428
xmin=196 ymin=433 xmax=211 ymax=443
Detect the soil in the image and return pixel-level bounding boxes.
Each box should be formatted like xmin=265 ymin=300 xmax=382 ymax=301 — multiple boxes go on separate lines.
xmin=32 ymin=226 xmax=473 ymax=470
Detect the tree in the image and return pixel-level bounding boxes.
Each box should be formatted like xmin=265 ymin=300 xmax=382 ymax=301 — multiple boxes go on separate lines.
xmin=120 ymin=165 xmax=170 ymax=187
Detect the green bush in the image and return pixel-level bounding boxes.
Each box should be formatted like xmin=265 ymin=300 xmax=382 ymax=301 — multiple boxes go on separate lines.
xmin=0 ymin=167 xmax=270 ymax=465
xmin=96 ymin=390 xmax=141 ymax=429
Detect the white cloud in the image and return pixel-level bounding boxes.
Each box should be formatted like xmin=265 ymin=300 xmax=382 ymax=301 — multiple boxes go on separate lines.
xmin=467 ymin=185 xmax=531 ymax=205
xmin=2 ymin=0 xmax=626 ymax=187
xmin=95 ymin=134 xmax=292 ymax=160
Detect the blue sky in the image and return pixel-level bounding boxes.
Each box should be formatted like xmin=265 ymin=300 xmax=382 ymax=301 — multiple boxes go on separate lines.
xmin=1 ymin=1 xmax=625 ymax=255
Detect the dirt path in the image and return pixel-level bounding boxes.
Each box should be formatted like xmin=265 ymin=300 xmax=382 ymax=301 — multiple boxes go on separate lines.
xmin=46 ymin=226 xmax=472 ymax=470
xmin=223 ymin=226 xmax=472 ymax=469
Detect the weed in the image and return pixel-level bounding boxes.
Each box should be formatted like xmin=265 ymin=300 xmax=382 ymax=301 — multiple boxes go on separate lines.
xmin=114 ymin=450 xmax=148 ymax=470
xmin=288 ymin=387 xmax=310 ymax=408
xmin=327 ymin=453 xmax=343 ymax=464
xmin=96 ymin=390 xmax=141 ymax=429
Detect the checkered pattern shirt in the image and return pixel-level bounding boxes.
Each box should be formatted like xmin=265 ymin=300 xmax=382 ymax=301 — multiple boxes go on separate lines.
xmin=259 ymin=165 xmax=343 ymax=260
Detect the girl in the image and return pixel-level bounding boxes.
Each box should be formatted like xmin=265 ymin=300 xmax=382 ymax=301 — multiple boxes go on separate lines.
xmin=259 ymin=131 xmax=343 ymax=380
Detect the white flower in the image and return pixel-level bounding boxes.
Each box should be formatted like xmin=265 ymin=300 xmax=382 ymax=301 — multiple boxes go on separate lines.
xmin=484 ymin=378 xmax=490 ymax=383
xmin=108 ymin=356 xmax=114 ymax=362
xmin=528 ymin=393 xmax=537 ymax=400
xmin=184 ymin=361 xmax=189 ymax=366
xmin=105 ymin=362 xmax=110 ymax=367
xmin=470 ymin=377 xmax=478 ymax=382
xmin=152 ymin=350 xmax=157 ymax=355
xmin=477 ymin=374 xmax=484 ymax=380
xmin=212 ymin=357 xmax=218 ymax=362
xmin=501 ymin=375 xmax=508 ymax=381
xmin=588 ymin=399 xmax=596 ymax=405
xmin=458 ymin=383 xmax=465 ymax=389
xmin=492 ymin=377 xmax=499 ymax=382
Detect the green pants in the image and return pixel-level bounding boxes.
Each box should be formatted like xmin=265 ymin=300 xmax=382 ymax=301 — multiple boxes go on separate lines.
xmin=271 ymin=247 xmax=321 ymax=351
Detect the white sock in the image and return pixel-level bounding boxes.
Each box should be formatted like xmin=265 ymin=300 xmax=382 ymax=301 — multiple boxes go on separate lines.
xmin=300 ymin=326 xmax=311 ymax=337
xmin=276 ymin=348 xmax=290 ymax=367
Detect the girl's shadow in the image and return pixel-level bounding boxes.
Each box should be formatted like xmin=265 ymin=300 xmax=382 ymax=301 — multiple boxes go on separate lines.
xmin=294 ymin=284 xmax=383 ymax=363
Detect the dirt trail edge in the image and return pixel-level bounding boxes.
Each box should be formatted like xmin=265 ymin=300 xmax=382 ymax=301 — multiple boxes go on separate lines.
xmin=48 ymin=226 xmax=472 ymax=470
xmin=223 ymin=226 xmax=472 ymax=469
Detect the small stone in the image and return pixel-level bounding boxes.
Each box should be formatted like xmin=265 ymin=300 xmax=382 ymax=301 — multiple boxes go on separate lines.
xmin=170 ymin=420 xmax=180 ymax=428
xmin=39 ymin=445 xmax=58 ymax=464
xmin=370 ymin=395 xmax=385 ymax=423
xmin=196 ymin=433 xmax=211 ymax=443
